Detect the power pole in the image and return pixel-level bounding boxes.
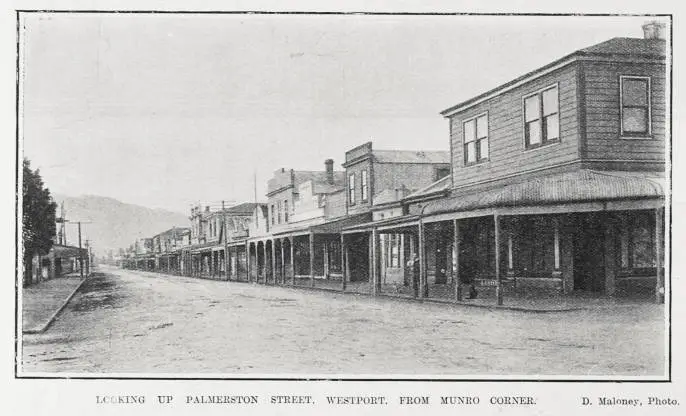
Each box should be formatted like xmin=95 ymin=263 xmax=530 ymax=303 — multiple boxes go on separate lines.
xmin=78 ymin=222 xmax=84 ymax=278
xmin=61 ymin=202 xmax=66 ymax=245
xmin=253 ymin=171 xmax=259 ymax=228
xmin=85 ymin=239 xmax=92 ymax=275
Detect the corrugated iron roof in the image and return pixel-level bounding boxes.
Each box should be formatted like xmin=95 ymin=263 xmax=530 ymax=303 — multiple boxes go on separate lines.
xmin=441 ymin=37 xmax=666 ymax=117
xmin=404 ymin=175 xmax=451 ymax=200
xmin=50 ymin=244 xmax=88 ymax=258
xmin=372 ymin=185 xmax=413 ymax=206
xmin=424 ymin=170 xmax=664 ymax=216
xmin=272 ymin=212 xmax=372 ymax=236
xmin=373 ymin=150 xmax=450 ymax=164
xmin=225 ymin=202 xmax=264 ymax=214
xmin=580 ymin=37 xmax=666 ymax=56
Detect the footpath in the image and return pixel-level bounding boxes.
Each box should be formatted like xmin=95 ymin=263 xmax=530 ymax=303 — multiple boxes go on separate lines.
xmin=22 ymin=274 xmax=88 ymax=334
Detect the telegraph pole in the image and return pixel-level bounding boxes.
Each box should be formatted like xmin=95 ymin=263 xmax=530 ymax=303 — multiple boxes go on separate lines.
xmin=85 ymin=239 xmax=92 ymax=275
xmin=62 ymin=203 xmax=67 ymax=244
xmin=78 ymin=222 xmax=84 ymax=278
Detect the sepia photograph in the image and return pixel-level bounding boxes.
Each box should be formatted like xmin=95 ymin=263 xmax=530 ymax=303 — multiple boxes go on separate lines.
xmin=16 ymin=10 xmax=669 ymax=381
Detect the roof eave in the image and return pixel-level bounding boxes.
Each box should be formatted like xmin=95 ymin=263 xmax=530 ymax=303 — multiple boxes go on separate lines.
xmin=440 ymin=49 xmax=666 ymax=118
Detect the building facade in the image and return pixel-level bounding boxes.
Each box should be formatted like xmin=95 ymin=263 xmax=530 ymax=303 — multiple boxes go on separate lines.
xmin=121 ymin=26 xmax=667 ymax=306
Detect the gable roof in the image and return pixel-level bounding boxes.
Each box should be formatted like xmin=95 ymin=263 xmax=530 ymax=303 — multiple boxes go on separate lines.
xmin=295 ymin=171 xmax=345 ymax=191
xmin=225 ymin=202 xmax=263 ymax=215
xmin=404 ymin=175 xmax=451 ymax=201
xmin=580 ymin=37 xmax=666 ymax=56
xmin=373 ymin=150 xmax=450 ymax=164
xmin=441 ymin=37 xmax=666 ymax=117
xmin=372 ymin=185 xmax=413 ymax=206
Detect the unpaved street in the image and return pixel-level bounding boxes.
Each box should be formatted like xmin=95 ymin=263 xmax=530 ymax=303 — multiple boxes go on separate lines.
xmin=21 ymin=266 xmax=665 ymax=376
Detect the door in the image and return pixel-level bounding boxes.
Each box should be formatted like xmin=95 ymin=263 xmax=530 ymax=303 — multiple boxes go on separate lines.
xmin=573 ymin=214 xmax=605 ymax=292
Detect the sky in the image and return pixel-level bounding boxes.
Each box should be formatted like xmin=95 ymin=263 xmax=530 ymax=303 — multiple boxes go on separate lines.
xmin=20 ymin=13 xmax=664 ymax=214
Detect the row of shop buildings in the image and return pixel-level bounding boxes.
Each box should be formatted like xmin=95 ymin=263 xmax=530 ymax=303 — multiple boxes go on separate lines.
xmin=122 ymin=26 xmax=667 ymax=304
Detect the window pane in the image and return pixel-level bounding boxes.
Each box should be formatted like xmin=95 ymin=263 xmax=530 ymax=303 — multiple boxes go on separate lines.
xmin=465 ymin=142 xmax=476 ymax=163
xmin=622 ymin=79 xmax=648 ymax=106
xmin=631 ymin=217 xmax=655 ymax=268
xmin=526 ymin=120 xmax=541 ymax=145
xmin=476 ymin=115 xmax=488 ymax=139
xmin=479 ymin=138 xmax=489 ymax=160
xmin=544 ymin=114 xmax=560 ymax=141
xmin=463 ymin=119 xmax=476 ymax=143
xmin=524 ymin=95 xmax=540 ymax=122
xmin=622 ymin=108 xmax=648 ymax=133
xmin=532 ymin=219 xmax=555 ymax=272
xmin=361 ymin=170 xmax=368 ymax=200
xmin=542 ymin=87 xmax=559 ymax=116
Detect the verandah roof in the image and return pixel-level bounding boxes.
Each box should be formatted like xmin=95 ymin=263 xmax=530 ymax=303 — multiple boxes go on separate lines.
xmin=272 ymin=212 xmax=372 ymax=237
xmin=424 ymin=170 xmax=664 ymax=217
xmin=343 ymin=170 xmax=664 ymax=233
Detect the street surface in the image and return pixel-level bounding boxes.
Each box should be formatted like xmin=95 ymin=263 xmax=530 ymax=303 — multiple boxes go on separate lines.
xmin=21 ymin=266 xmax=665 ymax=376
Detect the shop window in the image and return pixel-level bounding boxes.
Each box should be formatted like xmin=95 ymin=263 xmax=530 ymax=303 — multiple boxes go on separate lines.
xmin=618 ymin=212 xmax=656 ymax=270
xmin=391 ymin=234 xmax=400 ymax=267
xmin=518 ymin=217 xmax=557 ymax=274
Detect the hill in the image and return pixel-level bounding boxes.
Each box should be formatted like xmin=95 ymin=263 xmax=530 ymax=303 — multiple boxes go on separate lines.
xmin=51 ymin=193 xmax=188 ymax=257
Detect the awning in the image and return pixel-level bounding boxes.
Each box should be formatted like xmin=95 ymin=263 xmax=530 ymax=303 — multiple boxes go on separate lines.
xmin=49 ymin=244 xmax=87 ymax=258
xmin=190 ymin=241 xmax=221 ymax=253
xmin=272 ymin=213 xmax=372 ymax=237
xmin=424 ymin=170 xmax=664 ymax=216
xmin=342 ymin=214 xmax=420 ymax=234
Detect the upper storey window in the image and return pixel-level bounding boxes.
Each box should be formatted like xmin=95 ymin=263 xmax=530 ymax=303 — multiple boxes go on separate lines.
xmin=463 ymin=113 xmax=489 ymax=165
xmin=524 ymin=84 xmax=559 ymax=149
xmin=348 ymin=173 xmax=356 ymax=205
xmin=620 ymin=76 xmax=651 ymax=137
xmin=361 ymin=170 xmax=369 ymax=201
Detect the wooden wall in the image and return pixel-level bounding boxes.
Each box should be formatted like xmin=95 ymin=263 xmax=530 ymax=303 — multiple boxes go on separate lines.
xmin=583 ymin=60 xmax=666 ymax=163
xmin=449 ymin=64 xmax=580 ymax=189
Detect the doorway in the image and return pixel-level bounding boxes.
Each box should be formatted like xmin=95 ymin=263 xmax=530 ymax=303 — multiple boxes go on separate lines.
xmin=573 ymin=214 xmax=606 ymax=292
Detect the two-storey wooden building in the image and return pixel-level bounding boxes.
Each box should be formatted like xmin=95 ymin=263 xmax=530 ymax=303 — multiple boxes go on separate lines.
xmin=340 ymin=25 xmax=667 ymax=304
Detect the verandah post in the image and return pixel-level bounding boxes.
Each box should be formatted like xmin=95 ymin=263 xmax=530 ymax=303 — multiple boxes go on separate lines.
xmin=418 ymin=221 xmax=427 ymax=299
xmin=453 ymin=218 xmax=461 ymax=302
xmin=290 ymin=235 xmax=295 ymax=285
xmin=655 ymin=208 xmax=664 ymax=304
xmin=495 ymin=214 xmax=503 ymax=306
xmin=246 ymin=242 xmax=251 ymax=283
xmin=309 ymin=232 xmax=315 ymax=287
xmin=262 ymin=242 xmax=268 ymax=284
xmin=280 ymin=238 xmax=285 ymax=284
xmin=341 ymin=233 xmax=347 ymax=291
xmin=371 ymin=227 xmax=379 ymax=296
xmin=271 ymin=238 xmax=277 ymax=285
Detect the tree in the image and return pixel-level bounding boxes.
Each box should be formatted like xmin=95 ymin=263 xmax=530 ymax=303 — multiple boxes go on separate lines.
xmin=22 ymin=158 xmax=57 ymax=286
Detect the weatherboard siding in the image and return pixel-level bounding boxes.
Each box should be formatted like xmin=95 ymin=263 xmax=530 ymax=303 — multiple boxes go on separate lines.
xmin=449 ymin=64 xmax=580 ymax=189
xmin=583 ymin=61 xmax=666 ymax=162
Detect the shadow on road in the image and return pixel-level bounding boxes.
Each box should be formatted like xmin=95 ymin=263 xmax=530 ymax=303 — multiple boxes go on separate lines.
xmin=70 ymin=273 xmax=129 ymax=312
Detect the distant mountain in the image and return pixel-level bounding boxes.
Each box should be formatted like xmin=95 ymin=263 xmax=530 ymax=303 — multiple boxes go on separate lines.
xmin=51 ymin=193 xmax=188 ymax=257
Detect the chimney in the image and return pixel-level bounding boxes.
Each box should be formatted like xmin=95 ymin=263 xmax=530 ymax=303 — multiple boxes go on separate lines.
xmin=642 ymin=21 xmax=666 ymax=40
xmin=325 ymin=159 xmax=334 ymax=184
